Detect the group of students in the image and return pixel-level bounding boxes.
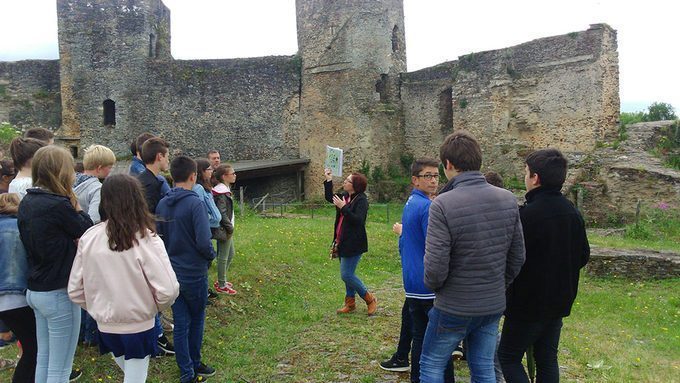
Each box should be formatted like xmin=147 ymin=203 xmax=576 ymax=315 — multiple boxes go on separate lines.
xmin=0 ymin=128 xmax=240 ymax=383
xmin=363 ymin=131 xmax=590 ymax=383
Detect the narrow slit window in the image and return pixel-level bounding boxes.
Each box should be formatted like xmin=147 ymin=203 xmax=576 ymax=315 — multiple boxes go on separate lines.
xmin=103 ymin=99 xmax=116 ymax=126
xmin=149 ymin=33 xmax=157 ymax=58
xmin=439 ymin=87 xmax=453 ymax=133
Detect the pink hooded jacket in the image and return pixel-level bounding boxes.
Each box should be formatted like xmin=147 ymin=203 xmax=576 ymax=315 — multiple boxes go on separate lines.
xmin=68 ymin=222 xmax=179 ymax=334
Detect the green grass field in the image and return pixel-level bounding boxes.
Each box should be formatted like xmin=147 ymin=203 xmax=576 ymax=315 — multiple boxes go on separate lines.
xmin=1 ymin=213 xmax=678 ymax=382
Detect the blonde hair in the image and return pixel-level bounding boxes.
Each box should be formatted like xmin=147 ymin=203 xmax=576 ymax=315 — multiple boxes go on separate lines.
xmin=31 ymin=146 xmax=78 ymax=208
xmin=83 ymin=144 xmax=116 ymax=170
xmin=0 ymin=193 xmax=20 ymax=215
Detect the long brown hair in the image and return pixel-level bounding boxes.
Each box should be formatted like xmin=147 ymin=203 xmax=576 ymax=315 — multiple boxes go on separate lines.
xmin=100 ymin=174 xmax=156 ymax=252
xmin=213 ymin=164 xmax=234 ymax=185
xmin=31 ymin=146 xmax=79 ymax=209
xmin=195 ymin=158 xmax=212 ymax=191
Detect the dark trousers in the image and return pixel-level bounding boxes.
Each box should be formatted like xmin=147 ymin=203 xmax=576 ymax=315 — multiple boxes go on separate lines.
xmin=407 ymin=298 xmax=454 ymax=383
xmin=395 ymin=299 xmax=413 ymax=360
xmin=498 ymin=317 xmax=563 ymax=383
xmin=0 ymin=306 xmax=38 ymax=383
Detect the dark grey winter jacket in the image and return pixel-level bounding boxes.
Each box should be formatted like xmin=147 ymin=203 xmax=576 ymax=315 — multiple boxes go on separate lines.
xmin=424 ymin=171 xmax=525 ymax=317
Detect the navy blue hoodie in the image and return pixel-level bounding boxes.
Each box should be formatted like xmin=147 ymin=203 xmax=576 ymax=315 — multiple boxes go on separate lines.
xmin=156 ymin=187 xmax=216 ymax=281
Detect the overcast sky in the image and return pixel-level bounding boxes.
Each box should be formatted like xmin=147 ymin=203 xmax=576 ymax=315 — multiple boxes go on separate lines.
xmin=1 ymin=0 xmax=678 ymax=113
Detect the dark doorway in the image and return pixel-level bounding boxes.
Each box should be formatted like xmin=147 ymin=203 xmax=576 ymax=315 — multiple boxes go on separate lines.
xmin=103 ymin=99 xmax=115 ymax=126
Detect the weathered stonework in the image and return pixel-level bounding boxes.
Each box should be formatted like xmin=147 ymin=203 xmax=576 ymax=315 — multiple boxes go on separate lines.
xmin=0 ymin=0 xmax=621 ymax=201
xmin=402 ymin=24 xmax=620 ymax=178
xmin=0 ymin=60 xmax=61 ymax=132
xmin=587 ymin=246 xmax=680 ymax=279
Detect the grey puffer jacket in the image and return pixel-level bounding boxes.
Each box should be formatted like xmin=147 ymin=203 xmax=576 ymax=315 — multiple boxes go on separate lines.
xmin=424 ymin=171 xmax=525 ymax=317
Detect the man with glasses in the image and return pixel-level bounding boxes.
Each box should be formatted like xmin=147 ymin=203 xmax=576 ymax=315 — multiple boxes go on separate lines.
xmin=382 ymin=158 xmax=456 ymax=383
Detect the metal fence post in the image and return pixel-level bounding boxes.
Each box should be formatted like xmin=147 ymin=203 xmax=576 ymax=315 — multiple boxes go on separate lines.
xmin=386 ymin=204 xmax=390 ymax=224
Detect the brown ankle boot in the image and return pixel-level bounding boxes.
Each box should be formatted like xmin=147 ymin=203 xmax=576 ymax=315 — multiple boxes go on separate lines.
xmin=336 ymin=297 xmax=356 ymax=314
xmin=363 ymin=292 xmax=377 ymax=316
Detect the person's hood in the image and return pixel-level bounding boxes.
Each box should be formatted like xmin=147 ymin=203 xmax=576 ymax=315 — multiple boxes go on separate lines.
xmin=212 ymin=183 xmax=230 ymax=195
xmin=73 ymin=173 xmax=99 ymax=189
xmin=162 ymin=187 xmax=198 ymax=207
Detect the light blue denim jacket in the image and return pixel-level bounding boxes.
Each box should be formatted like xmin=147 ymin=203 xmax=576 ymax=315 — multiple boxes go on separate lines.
xmin=0 ymin=215 xmax=29 ymax=294
xmin=192 ymin=184 xmax=222 ymax=228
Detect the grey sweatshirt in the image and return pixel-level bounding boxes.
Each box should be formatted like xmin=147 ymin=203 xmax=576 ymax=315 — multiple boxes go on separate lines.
xmin=73 ymin=173 xmax=102 ymax=223
xmin=424 ymin=171 xmax=525 ymax=317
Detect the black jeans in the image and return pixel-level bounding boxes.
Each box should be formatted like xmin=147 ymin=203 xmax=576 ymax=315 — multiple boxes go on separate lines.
xmin=0 ymin=306 xmax=38 ymax=383
xmin=396 ymin=299 xmax=413 ymax=360
xmin=498 ymin=316 xmax=563 ymax=383
xmin=407 ymin=298 xmax=454 ymax=383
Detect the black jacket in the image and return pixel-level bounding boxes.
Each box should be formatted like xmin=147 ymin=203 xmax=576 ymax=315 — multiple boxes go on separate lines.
xmin=18 ymin=188 xmax=93 ymax=291
xmin=324 ymin=180 xmax=368 ymax=257
xmin=138 ymin=169 xmax=163 ymax=213
xmin=505 ymin=187 xmax=590 ymax=321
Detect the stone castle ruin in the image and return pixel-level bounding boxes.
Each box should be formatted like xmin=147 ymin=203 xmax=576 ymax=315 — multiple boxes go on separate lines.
xmin=0 ymin=0 xmax=623 ymax=201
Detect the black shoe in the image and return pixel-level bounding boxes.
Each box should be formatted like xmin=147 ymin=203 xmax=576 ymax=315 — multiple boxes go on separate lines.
xmin=158 ymin=334 xmax=175 ymax=355
xmin=452 ymin=344 xmax=464 ymax=361
xmin=379 ymin=353 xmax=410 ymax=372
xmin=69 ymin=368 xmax=83 ymax=382
xmin=181 ymin=375 xmax=207 ymax=383
xmin=195 ymin=362 xmax=216 ymax=377
xmin=207 ymin=288 xmax=218 ymax=299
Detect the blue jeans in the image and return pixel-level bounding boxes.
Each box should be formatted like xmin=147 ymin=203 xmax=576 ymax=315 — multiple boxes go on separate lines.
xmin=172 ymin=277 xmax=208 ymax=383
xmin=498 ymin=317 xmax=563 ymax=383
xmin=26 ymin=288 xmax=81 ymax=383
xmin=420 ymin=307 xmax=501 ymax=383
xmin=408 ymin=299 xmax=455 ymax=383
xmin=339 ymin=254 xmax=368 ymax=298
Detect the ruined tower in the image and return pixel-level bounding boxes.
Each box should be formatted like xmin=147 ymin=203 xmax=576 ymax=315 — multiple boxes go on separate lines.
xmin=296 ymin=0 xmax=407 ymax=192
xmin=56 ymin=0 xmax=171 ymax=156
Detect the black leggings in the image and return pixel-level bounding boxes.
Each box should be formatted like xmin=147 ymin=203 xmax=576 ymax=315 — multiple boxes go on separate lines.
xmin=0 ymin=306 xmax=37 ymax=383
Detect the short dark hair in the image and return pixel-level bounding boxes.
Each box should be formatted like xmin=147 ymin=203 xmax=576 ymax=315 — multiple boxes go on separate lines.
xmin=10 ymin=137 xmax=47 ymax=169
xmin=207 ymin=150 xmax=219 ymax=156
xmin=411 ymin=158 xmax=439 ymax=177
xmin=129 ymin=139 xmax=137 ymax=156
xmin=141 ymin=137 xmax=169 ymax=165
xmin=439 ymin=130 xmax=482 ymax=171
xmin=484 ymin=171 xmax=504 ymax=188
xmin=351 ymin=172 xmax=368 ymax=194
xmin=24 ymin=127 xmax=54 ymax=143
xmin=525 ymin=148 xmax=568 ymax=189
xmin=170 ymin=155 xmax=196 ymax=183
xmin=135 ymin=132 xmax=156 ymax=156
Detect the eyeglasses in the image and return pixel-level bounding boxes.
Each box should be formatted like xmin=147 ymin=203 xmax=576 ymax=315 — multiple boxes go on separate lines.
xmin=342 ymin=178 xmax=352 ymax=183
xmin=415 ymin=174 xmax=439 ymax=180
xmin=227 ymin=172 xmax=236 ymax=176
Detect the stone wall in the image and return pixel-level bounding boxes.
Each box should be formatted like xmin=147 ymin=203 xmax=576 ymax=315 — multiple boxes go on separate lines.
xmin=0 ymin=60 xmax=61 ymax=131
xmin=587 ymin=247 xmax=680 ymax=279
xmin=401 ymin=24 xmax=619 ymax=178
xmin=76 ymin=56 xmax=301 ymax=161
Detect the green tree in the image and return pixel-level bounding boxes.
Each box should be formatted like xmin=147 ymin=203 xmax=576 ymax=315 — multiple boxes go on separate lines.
xmin=645 ymin=102 xmax=677 ymax=121
xmin=620 ymin=111 xmax=646 ymax=126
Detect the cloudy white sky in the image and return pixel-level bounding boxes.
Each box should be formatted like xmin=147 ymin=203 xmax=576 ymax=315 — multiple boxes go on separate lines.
xmin=1 ymin=0 xmax=678 ymax=113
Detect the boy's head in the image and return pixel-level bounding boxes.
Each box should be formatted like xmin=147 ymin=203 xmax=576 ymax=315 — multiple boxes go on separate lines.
xmin=207 ymin=150 xmax=220 ymax=168
xmin=170 ymin=155 xmax=197 ymax=185
xmin=411 ymin=158 xmax=439 ymax=195
xmin=141 ymin=137 xmax=169 ymax=169
xmin=135 ymin=132 xmax=156 ymax=157
xmin=24 ymin=128 xmax=54 ymax=145
xmin=524 ymin=148 xmax=567 ymax=191
xmin=10 ymin=137 xmax=48 ymax=170
xmin=83 ymin=144 xmax=116 ymax=178
xmin=439 ymin=130 xmax=482 ymax=178
xmin=484 ymin=171 xmax=504 ymax=188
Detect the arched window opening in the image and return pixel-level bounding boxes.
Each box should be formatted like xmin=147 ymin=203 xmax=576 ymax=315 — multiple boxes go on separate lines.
xmin=439 ymin=87 xmax=453 ymax=134
xmin=103 ymin=99 xmax=116 ymax=126
xmin=392 ymin=25 xmax=400 ymax=53
xmin=149 ymin=33 xmax=157 ymax=58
